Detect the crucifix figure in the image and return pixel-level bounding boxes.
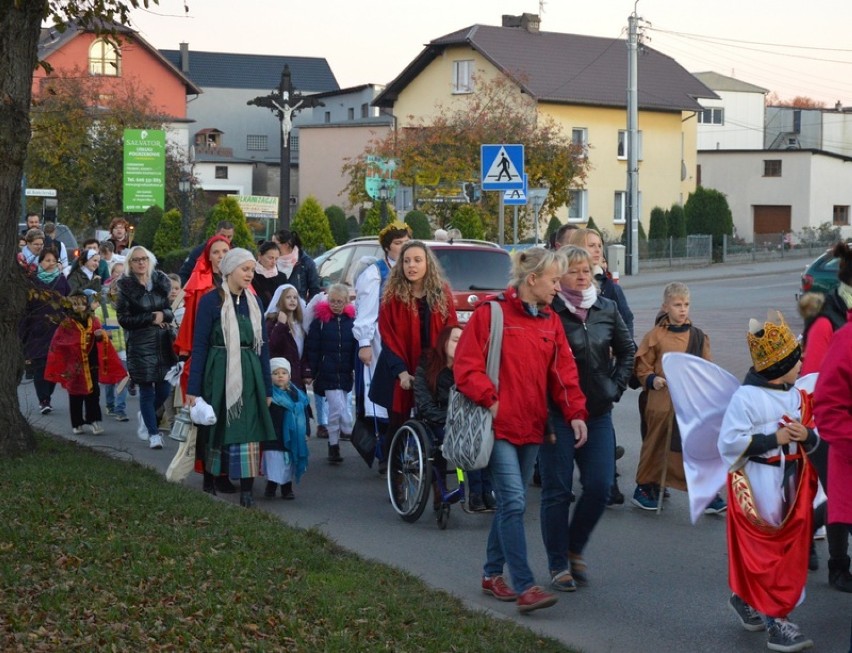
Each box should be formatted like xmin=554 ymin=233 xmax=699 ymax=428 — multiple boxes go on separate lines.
xmin=247 ymin=64 xmax=323 ymax=228
xmin=270 ymin=96 xmax=303 ymax=148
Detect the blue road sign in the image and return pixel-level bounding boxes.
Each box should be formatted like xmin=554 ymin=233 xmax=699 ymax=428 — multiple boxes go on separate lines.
xmin=481 ymin=144 xmax=524 ymax=190
xmin=504 ymin=173 xmax=528 ymax=206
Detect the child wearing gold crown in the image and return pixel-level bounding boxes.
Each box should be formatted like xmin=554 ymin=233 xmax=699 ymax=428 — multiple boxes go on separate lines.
xmin=718 ymin=312 xmax=819 ymax=652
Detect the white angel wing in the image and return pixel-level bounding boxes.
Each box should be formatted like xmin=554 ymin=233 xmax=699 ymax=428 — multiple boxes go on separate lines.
xmin=662 ymin=352 xmax=741 ymax=524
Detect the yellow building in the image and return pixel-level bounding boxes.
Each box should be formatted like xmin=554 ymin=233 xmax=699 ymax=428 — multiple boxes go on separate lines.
xmin=375 ymin=13 xmax=716 ymax=238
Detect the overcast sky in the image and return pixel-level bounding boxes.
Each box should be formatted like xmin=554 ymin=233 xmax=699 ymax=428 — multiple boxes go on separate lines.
xmin=128 ymin=0 xmax=852 ymax=106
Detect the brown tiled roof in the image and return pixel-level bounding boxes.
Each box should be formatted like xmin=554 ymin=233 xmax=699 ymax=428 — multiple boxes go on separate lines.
xmin=375 ymin=24 xmax=717 ymax=111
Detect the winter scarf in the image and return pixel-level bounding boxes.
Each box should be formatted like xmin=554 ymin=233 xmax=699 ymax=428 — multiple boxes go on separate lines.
xmin=558 ymin=285 xmax=597 ymax=321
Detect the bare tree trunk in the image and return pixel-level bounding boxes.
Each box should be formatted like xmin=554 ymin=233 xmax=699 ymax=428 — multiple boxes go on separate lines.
xmin=0 ymin=1 xmax=50 ymax=455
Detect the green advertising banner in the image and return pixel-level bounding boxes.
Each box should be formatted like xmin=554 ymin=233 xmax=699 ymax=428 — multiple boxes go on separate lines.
xmin=123 ymin=129 xmax=165 ymax=212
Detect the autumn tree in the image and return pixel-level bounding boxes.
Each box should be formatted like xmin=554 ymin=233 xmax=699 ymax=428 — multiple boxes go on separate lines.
xmin=765 ymin=92 xmax=826 ymax=109
xmin=26 ymin=72 xmax=188 ymax=232
xmin=1 ymin=1 xmax=177 ymax=455
xmin=342 ymin=75 xmax=589 ymax=240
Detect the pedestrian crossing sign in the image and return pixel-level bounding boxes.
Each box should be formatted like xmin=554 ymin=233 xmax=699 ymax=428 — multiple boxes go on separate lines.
xmin=481 ymin=144 xmax=524 ymax=190
xmin=503 ymin=173 xmax=528 ymax=206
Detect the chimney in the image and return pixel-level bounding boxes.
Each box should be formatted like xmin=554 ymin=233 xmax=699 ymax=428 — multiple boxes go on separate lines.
xmin=179 ymin=42 xmax=189 ymax=73
xmin=502 ymin=13 xmax=540 ymax=33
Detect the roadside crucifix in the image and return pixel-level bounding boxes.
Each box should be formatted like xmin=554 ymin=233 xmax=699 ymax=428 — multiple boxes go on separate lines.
xmin=248 ymin=64 xmax=323 ymax=229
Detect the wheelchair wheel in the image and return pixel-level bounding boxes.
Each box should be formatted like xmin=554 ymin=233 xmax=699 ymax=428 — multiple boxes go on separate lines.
xmin=436 ymin=504 xmax=451 ymax=530
xmin=387 ymin=420 xmax=432 ymax=523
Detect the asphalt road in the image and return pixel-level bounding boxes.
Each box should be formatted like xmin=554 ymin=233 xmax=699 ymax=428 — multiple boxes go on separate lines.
xmin=18 ymin=254 xmax=850 ymax=653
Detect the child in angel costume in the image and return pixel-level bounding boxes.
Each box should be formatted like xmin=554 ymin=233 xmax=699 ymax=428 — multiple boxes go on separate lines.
xmin=663 ymin=312 xmax=818 ymax=652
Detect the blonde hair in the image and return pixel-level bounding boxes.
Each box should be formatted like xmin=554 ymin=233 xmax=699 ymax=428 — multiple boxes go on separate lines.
xmin=510 ymin=247 xmax=566 ymax=287
xmin=663 ymin=281 xmax=690 ymax=303
xmin=567 ymin=227 xmax=602 ymax=250
xmin=382 ymin=240 xmax=450 ymax=317
xmin=274 ymin=285 xmax=304 ymax=324
xmin=559 ymin=245 xmax=593 ymax=269
xmin=122 ymin=246 xmax=158 ymax=281
xmin=327 ymin=283 xmax=350 ymax=302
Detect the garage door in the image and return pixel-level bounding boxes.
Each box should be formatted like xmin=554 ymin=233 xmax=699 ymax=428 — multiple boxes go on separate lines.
xmin=753 ymin=205 xmax=791 ymax=234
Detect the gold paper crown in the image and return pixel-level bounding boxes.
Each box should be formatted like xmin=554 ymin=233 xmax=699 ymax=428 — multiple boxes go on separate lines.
xmin=746 ymin=311 xmax=799 ymax=372
xmin=378 ymin=220 xmax=411 ymax=241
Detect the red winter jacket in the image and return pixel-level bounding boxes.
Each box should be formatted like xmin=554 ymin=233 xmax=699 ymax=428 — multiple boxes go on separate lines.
xmin=813 ymin=316 xmax=852 ymax=525
xmin=453 ymin=286 xmax=587 ymax=446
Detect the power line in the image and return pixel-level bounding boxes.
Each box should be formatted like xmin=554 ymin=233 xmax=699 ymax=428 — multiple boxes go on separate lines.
xmin=648 ymin=27 xmax=852 ymax=54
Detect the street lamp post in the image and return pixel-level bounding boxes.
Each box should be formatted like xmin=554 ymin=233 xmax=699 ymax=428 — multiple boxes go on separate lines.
xmin=378 ymin=180 xmax=389 ymax=228
xmin=178 ymin=170 xmax=191 ymax=248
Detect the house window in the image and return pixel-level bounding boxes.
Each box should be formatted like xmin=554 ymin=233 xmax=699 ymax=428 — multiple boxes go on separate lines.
xmin=614 ymin=191 xmax=642 ymax=224
xmin=834 ymin=205 xmax=850 ymax=226
xmin=361 ymin=103 xmax=369 ymax=119
xmin=289 ymin=134 xmax=299 ymax=152
xmin=614 ymin=191 xmax=626 ymax=223
xmin=324 ymin=111 xmax=331 ymax=124
xmin=572 ymin=128 xmax=588 ymax=156
xmin=348 ymin=107 xmax=355 ymax=120
xmin=764 ymin=160 xmax=782 ymax=177
xmin=215 ymin=166 xmax=228 ymax=180
xmin=452 ymin=60 xmax=474 ymax=94
xmin=89 ymin=38 xmax=121 ymax=76
xmin=617 ymin=130 xmax=643 ymax=160
xmin=567 ymin=189 xmax=588 ymax=221
xmin=698 ymin=108 xmax=724 ymax=125
xmin=246 ymin=135 xmax=268 ymax=151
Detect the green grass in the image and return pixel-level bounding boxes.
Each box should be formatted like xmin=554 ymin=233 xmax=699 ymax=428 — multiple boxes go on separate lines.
xmin=0 ymin=433 xmax=575 ymax=652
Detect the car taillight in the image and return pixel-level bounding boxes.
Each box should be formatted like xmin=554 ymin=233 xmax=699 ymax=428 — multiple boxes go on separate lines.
xmin=801 ymin=274 xmax=813 ymax=292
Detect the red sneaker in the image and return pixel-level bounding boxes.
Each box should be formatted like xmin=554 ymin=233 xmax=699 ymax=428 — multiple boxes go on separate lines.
xmin=517 ymin=585 xmax=558 ymax=614
xmin=481 ymin=575 xmax=518 ymax=601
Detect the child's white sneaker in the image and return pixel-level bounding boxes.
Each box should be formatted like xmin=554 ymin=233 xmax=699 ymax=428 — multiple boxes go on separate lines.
xmin=149 ymin=434 xmax=164 ymax=450
xmin=88 ymin=421 xmax=104 ymax=435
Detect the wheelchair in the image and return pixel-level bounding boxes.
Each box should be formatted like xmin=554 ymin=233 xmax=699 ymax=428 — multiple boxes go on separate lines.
xmin=386 ymin=419 xmax=466 ymax=529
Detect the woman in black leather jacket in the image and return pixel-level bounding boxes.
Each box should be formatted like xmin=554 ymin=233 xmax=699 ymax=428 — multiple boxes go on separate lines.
xmin=116 ymin=246 xmax=177 ymax=450
xmin=539 ymin=245 xmax=635 ymax=591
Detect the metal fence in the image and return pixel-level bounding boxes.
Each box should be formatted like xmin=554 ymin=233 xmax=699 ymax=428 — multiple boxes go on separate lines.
xmin=605 ymin=232 xmax=835 ymax=271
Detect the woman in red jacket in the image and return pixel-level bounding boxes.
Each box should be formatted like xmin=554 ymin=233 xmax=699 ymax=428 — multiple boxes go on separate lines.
xmin=454 ymin=247 xmax=588 ymax=615
xmin=371 ymin=240 xmax=457 ymax=469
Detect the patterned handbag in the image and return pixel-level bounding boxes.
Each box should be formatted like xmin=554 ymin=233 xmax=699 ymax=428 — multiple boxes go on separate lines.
xmin=442 ymin=301 xmax=503 ymax=471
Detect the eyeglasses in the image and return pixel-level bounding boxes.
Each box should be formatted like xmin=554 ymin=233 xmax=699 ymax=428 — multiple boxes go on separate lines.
xmin=130 ymin=257 xmax=149 ymax=263
xmin=328 ymin=298 xmax=347 ymax=305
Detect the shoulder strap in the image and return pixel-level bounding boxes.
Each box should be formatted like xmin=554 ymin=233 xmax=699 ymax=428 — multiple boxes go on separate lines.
xmin=485 ymin=301 xmax=503 ymax=389
xmin=375 ymin=259 xmax=391 ymax=293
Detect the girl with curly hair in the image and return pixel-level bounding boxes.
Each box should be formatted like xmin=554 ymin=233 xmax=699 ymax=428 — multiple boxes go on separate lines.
xmin=370 ymin=241 xmax=458 ymax=463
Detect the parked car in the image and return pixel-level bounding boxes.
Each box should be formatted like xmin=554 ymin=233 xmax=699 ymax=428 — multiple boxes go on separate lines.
xmin=18 ymin=222 xmax=79 ymax=265
xmin=799 ymin=248 xmax=840 ymax=298
xmin=315 ymin=237 xmax=512 ymax=323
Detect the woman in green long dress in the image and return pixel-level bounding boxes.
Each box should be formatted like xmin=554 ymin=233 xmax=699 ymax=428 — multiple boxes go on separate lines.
xmin=186 ymin=248 xmax=276 ymax=507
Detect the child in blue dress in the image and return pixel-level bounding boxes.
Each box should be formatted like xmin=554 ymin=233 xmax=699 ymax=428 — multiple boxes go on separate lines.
xmin=263 ymin=357 xmax=310 ymax=500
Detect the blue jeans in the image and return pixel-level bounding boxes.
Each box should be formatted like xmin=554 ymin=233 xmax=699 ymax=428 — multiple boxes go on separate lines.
xmin=483 ymin=438 xmax=540 ymax=594
xmin=139 ymin=381 xmax=172 ymax=436
xmin=103 ymin=360 xmax=128 ymax=416
xmin=539 ymin=412 xmax=615 ymax=574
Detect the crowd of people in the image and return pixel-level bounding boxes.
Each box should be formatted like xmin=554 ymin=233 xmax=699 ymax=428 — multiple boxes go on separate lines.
xmin=17 ymin=213 xmax=852 ymax=648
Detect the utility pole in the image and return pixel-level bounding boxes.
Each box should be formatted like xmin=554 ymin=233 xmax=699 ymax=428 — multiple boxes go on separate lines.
xmin=248 ymin=65 xmax=323 ymax=230
xmin=626 ymin=5 xmax=641 ymax=275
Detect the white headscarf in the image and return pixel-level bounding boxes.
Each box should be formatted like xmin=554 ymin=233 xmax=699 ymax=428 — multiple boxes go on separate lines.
xmin=269 ymin=357 xmax=291 ymax=374
xmin=219 ymin=248 xmax=264 ymax=423
xmin=265 ymin=283 xmax=306 ymax=354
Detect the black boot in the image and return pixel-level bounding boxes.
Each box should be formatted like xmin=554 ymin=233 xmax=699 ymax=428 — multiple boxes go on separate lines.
xmin=809 ymin=541 xmax=819 ymax=571
xmin=215 ymin=476 xmax=237 ymax=494
xmin=281 ymin=482 xmax=295 ymax=500
xmin=328 ymin=444 xmax=343 ymax=463
xmin=264 ymin=481 xmax=278 ymax=499
xmin=203 ymin=473 xmax=217 ymax=496
xmin=828 ymin=556 xmax=852 ymax=592
xmin=239 ymin=491 xmax=254 ymax=508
